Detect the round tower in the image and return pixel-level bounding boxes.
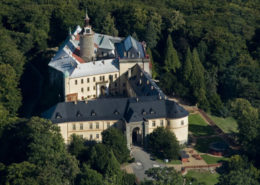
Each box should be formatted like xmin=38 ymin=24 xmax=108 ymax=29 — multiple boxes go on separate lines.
xmin=80 ymin=10 xmax=95 ymax=62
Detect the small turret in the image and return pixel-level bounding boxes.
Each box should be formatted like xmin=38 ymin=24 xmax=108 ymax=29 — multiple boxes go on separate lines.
xmin=80 ymin=8 xmax=95 ymax=62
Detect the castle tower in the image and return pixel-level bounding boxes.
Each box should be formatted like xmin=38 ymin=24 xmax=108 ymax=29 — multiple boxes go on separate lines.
xmin=80 ymin=10 xmax=95 ymax=62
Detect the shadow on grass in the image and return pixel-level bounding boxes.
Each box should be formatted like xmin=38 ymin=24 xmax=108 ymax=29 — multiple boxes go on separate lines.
xmin=195 ymin=137 xmax=225 ymax=153
xmin=189 ymin=124 xmax=216 ymax=137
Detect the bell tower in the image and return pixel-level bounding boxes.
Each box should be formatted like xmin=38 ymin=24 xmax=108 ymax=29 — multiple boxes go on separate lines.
xmin=80 ymin=9 xmax=95 ymax=62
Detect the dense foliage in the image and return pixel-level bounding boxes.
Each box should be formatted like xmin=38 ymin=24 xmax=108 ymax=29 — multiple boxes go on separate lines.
xmin=0 ymin=0 xmax=259 ymax=184
xmin=147 ymin=127 xmax=180 ymax=160
xmin=218 ymin=155 xmax=260 ymax=185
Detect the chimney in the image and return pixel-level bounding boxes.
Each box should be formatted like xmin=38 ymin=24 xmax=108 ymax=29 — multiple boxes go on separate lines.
xmin=128 ymin=68 xmax=131 ymax=79
xmin=102 ymin=60 xmax=104 ymax=64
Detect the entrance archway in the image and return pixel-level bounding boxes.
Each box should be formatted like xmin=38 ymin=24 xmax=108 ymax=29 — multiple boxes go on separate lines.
xmin=132 ymin=127 xmax=142 ymax=146
xmin=100 ymin=85 xmax=107 ymax=96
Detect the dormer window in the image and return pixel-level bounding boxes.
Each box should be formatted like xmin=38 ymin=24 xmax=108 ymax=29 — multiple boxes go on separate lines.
xmin=150 ymin=109 xmax=155 ymax=114
xmin=91 ymin=110 xmax=96 ymax=116
xmin=142 ymin=109 xmax=146 ymax=115
xmin=76 ymin=111 xmax=82 ymax=117
xmin=55 ymin=112 xmax=62 ymax=119
xmin=114 ymin=110 xmax=119 ymax=115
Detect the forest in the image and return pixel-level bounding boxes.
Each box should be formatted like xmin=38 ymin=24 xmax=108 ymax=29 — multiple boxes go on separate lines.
xmin=0 ymin=0 xmax=259 ymax=184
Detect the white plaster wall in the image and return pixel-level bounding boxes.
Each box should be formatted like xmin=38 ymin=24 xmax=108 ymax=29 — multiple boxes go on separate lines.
xmin=58 ymin=123 xmax=68 ymax=144
xmin=147 ymin=118 xmax=167 ymax=134
xmin=167 ymin=116 xmax=188 ymax=144
xmin=57 ymin=120 xmax=118 ymax=144
xmin=65 ymin=71 xmax=119 ymax=100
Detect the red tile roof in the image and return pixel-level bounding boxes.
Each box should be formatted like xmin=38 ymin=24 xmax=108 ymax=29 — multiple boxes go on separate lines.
xmin=72 ymin=47 xmax=85 ymax=63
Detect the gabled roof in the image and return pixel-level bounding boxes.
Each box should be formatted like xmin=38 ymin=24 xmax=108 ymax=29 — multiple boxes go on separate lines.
xmin=115 ymin=36 xmax=145 ymax=59
xmin=69 ymin=59 xmax=119 ymax=78
xmin=128 ymin=64 xmax=166 ymax=99
xmin=42 ymin=96 xmax=189 ymax=124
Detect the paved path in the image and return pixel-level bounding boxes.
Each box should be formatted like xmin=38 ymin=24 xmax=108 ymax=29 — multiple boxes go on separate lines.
xmin=130 ymin=146 xmax=165 ymax=181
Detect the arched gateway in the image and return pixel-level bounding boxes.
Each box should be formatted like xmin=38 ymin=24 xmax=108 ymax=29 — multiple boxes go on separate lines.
xmin=126 ymin=121 xmax=149 ymax=149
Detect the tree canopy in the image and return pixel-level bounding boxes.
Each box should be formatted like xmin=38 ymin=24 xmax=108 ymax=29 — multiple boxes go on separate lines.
xmin=147 ymin=127 xmax=180 ymax=160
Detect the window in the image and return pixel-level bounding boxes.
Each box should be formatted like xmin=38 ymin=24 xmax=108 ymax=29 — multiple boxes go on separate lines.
xmin=93 ymin=86 xmax=96 ymax=90
xmin=93 ymin=77 xmax=95 ymax=82
xmin=124 ymin=52 xmax=126 ymax=57
xmin=73 ymin=124 xmax=76 ymax=130
xmin=160 ymin=120 xmax=164 ymax=126
xmin=90 ymin=134 xmax=93 ymax=140
xmin=81 ymin=79 xmax=84 ymax=84
xmin=87 ymin=78 xmax=89 ymax=83
xmin=96 ymin=134 xmax=99 ymax=139
xmin=81 ymin=88 xmax=84 ymax=92
xmin=103 ymin=76 xmax=105 ymax=81
xmin=96 ymin=122 xmax=99 ymax=129
xmin=115 ymin=74 xmax=117 ymax=78
xmin=79 ymin=134 xmax=83 ymax=138
xmin=181 ymin=120 xmax=184 ymax=125
xmin=80 ymin=123 xmax=83 ymax=130
xmin=87 ymin=87 xmax=90 ymax=91
xmin=89 ymin=123 xmax=93 ymax=129
xmin=107 ymin=122 xmax=110 ymax=128
xmin=100 ymin=76 xmax=102 ymax=81
xmin=75 ymin=80 xmax=77 ymax=85
xmin=115 ymin=82 xmax=117 ymax=87
xmin=109 ymin=75 xmax=113 ymax=82
xmin=167 ymin=121 xmax=170 ymax=126
xmin=152 ymin=121 xmax=156 ymax=127
xmin=93 ymin=95 xmax=96 ymax=98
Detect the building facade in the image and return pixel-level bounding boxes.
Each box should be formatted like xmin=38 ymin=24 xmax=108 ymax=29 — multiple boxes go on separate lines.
xmin=44 ymin=12 xmax=189 ymax=148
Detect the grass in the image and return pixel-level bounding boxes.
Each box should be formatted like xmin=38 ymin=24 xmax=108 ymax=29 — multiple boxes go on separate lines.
xmin=156 ymin=159 xmax=182 ymax=165
xmin=195 ymin=137 xmax=225 ymax=153
xmin=209 ymin=115 xmax=238 ymax=133
xmin=189 ymin=113 xmax=215 ymax=136
xmin=185 ymin=170 xmax=219 ymax=185
xmin=201 ymin=154 xmax=229 ymax=164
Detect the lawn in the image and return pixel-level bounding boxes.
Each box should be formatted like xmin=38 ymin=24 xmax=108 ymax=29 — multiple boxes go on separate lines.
xmin=195 ymin=137 xmax=225 ymax=153
xmin=189 ymin=113 xmax=215 ymax=136
xmin=209 ymin=115 xmax=238 ymax=133
xmin=185 ymin=170 xmax=219 ymax=185
xmin=201 ymin=154 xmax=229 ymax=164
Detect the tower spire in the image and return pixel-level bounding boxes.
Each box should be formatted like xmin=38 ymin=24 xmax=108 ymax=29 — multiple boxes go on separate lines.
xmin=84 ymin=8 xmax=90 ymax=27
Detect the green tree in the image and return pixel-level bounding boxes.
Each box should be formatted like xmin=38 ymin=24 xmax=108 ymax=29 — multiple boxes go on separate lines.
xmin=0 ymin=64 xmax=22 ymax=116
xmin=182 ymin=47 xmax=192 ymax=81
xmin=4 ymin=162 xmax=38 ymax=185
xmin=75 ymin=164 xmax=104 ymax=185
xmin=218 ymin=155 xmax=260 ymax=185
xmin=147 ymin=48 xmax=159 ymax=79
xmin=190 ymin=48 xmax=209 ymax=109
xmin=89 ymin=144 xmax=122 ymax=184
xmin=101 ymin=13 xmax=118 ymax=36
xmin=0 ymin=117 xmax=79 ymax=185
xmin=147 ymin=127 xmax=180 ymax=160
xmin=0 ymin=30 xmax=25 ymax=79
xmin=102 ymin=127 xmax=129 ymax=164
xmin=164 ymin=35 xmax=181 ymax=73
xmin=144 ymin=167 xmax=183 ymax=185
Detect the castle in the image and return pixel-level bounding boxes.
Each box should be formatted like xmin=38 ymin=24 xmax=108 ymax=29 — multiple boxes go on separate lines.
xmin=43 ymin=12 xmax=189 ymax=148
